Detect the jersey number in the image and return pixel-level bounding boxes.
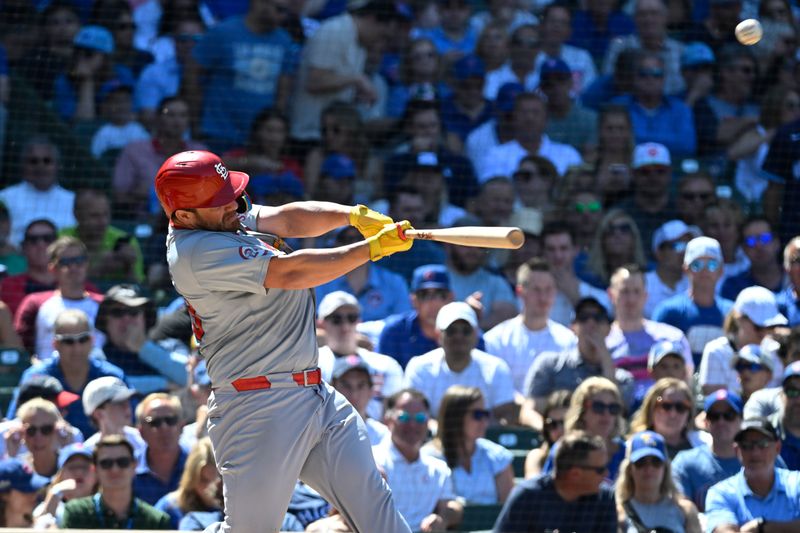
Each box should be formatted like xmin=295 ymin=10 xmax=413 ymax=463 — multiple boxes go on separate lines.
xmin=185 ymin=300 xmax=205 ymax=342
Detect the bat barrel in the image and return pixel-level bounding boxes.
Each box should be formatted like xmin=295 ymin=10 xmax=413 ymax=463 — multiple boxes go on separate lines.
xmin=404 ymin=227 xmax=525 ymax=249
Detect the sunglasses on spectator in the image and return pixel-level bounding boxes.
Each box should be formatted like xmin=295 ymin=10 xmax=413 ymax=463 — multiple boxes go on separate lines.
xmin=587 ymin=400 xmax=622 ymax=415
xmin=444 ymin=323 xmax=474 ymax=336
xmin=395 ymin=410 xmax=429 ymax=424
xmin=735 ymin=361 xmax=766 ymax=373
xmin=544 ymin=417 xmax=564 ymax=430
xmin=637 ymin=68 xmax=664 ymax=78
xmin=571 ymin=463 xmax=607 ymax=474
xmin=326 ymin=313 xmax=359 ymax=326
xmin=108 ymin=307 xmax=142 ymax=319
xmin=606 ymin=222 xmax=633 ymax=235
xmin=784 ymin=386 xmax=800 ymax=399
xmin=175 ymin=34 xmax=202 ymax=43
xmin=633 ymin=456 xmax=664 ymax=469
xmin=26 ymin=157 xmax=54 ymax=166
xmin=706 ymin=410 xmax=738 ymax=422
xmin=656 ymin=398 xmax=690 ymax=414
xmin=411 ymin=50 xmax=437 ymax=60
xmin=57 ymin=255 xmax=87 ymax=268
xmin=415 ymin=289 xmax=449 ymax=301
xmin=97 ymin=456 xmax=133 ymax=470
xmin=688 ymin=258 xmax=720 ymax=273
xmin=470 ymin=409 xmax=491 ymax=422
xmin=573 ymin=201 xmax=602 ymax=213
xmin=54 ymin=332 xmax=91 ymax=345
xmin=576 ymin=311 xmax=607 ymax=323
xmin=513 ymin=170 xmax=547 ymax=182
xmin=737 ymin=439 xmax=773 ymax=451
xmin=24 ymin=234 xmax=56 ymax=245
xmin=511 ymin=38 xmax=538 ymax=48
xmin=663 ymin=241 xmax=688 ymax=253
xmin=25 ymin=424 xmax=55 ymax=437
xmin=680 ymin=191 xmax=713 ymax=202
xmin=744 ymin=232 xmax=773 ymax=248
xmin=143 ymin=415 xmax=179 ymax=428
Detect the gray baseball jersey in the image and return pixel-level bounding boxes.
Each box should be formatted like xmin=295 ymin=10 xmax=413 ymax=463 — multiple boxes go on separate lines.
xmin=167 ymin=206 xmax=317 ymax=384
xmin=166 ymin=204 xmax=412 ymax=533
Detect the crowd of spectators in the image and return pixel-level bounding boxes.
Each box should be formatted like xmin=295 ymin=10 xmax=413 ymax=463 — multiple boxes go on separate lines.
xmin=0 ymin=0 xmax=799 ymax=531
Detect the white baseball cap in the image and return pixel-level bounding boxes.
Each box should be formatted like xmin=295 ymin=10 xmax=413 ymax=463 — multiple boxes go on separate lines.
xmin=732 ymin=344 xmax=775 ymax=373
xmin=633 ymin=142 xmax=671 ymax=169
xmin=683 ymin=236 xmax=723 ymax=266
xmin=435 ymin=302 xmax=478 ymax=331
xmin=733 ymin=286 xmax=788 ymax=328
xmin=317 ymin=291 xmax=360 ymax=319
xmin=652 ymin=220 xmax=701 ymax=253
xmin=82 ymin=376 xmax=135 ymax=416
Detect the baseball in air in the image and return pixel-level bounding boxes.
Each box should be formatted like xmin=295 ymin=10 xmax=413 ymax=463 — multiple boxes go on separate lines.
xmin=735 ymin=19 xmax=763 ymax=45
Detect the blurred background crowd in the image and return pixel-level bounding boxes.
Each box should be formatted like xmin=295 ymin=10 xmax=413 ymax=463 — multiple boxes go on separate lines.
xmin=0 ymin=0 xmax=799 ymax=530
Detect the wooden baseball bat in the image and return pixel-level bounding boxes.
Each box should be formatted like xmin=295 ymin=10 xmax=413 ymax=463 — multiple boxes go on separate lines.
xmin=402 ymin=226 xmax=525 ymax=249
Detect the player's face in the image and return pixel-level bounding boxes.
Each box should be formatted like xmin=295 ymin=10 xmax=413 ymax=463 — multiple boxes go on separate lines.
xmin=138 ymin=400 xmax=182 ymax=451
xmin=187 ymin=201 xmax=240 ymax=232
xmin=95 ymin=445 xmax=136 ymax=490
xmin=388 ymin=394 xmax=429 ymax=449
xmin=334 ymin=370 xmax=372 ymax=414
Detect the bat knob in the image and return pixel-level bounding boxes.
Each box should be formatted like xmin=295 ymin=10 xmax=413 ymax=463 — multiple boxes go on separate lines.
xmin=397 ymin=223 xmax=407 ymax=241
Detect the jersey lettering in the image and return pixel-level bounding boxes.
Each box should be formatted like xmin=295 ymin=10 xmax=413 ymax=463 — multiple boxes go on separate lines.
xmin=185 ymin=300 xmax=205 ymax=342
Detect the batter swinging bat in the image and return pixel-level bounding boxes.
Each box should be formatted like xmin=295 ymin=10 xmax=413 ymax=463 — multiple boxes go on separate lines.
xmin=400 ymin=226 xmax=525 ymax=249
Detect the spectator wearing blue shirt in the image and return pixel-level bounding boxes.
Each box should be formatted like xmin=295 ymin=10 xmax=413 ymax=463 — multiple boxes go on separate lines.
xmin=133 ymin=393 xmax=188 ymax=505
xmin=653 ymin=237 xmax=734 ymax=367
xmin=413 ymin=0 xmax=478 ymax=61
xmin=773 ymin=361 xmax=800 ymax=471
xmin=611 ymin=51 xmax=696 ymax=158
xmin=776 ymin=236 xmax=800 ymax=326
xmin=8 ymin=309 xmax=126 ymax=438
xmin=672 ymin=389 xmax=744 ymax=512
xmin=439 ymin=55 xmax=494 ymax=142
xmin=721 ymin=217 xmax=788 ymax=302
xmin=705 ymin=418 xmax=800 ymax=532
xmin=315 ymin=225 xmax=411 ymax=322
xmin=568 ymin=3 xmax=635 ymax=66
xmin=185 ymin=0 xmax=298 ymax=150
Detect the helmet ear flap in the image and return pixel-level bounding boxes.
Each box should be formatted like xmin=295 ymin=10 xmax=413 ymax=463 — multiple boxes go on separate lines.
xmin=236 ymin=191 xmax=252 ymax=214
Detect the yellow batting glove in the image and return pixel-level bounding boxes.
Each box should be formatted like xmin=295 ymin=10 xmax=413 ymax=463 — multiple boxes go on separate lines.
xmin=350 ymin=204 xmax=395 ymax=239
xmin=367 ymin=221 xmax=414 ymax=261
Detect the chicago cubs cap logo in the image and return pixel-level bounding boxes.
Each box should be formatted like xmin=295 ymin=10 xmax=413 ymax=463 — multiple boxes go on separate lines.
xmin=214 ymin=162 xmax=229 ymax=180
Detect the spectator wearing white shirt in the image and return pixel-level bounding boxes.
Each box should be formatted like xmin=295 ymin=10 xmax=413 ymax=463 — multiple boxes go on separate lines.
xmin=476 ymin=91 xmax=583 ymax=181
xmin=465 ymin=82 xmax=521 ymax=167
xmin=404 ymin=302 xmax=517 ymax=422
xmin=541 ymin=223 xmax=610 ymax=326
xmin=484 ymin=258 xmax=577 ymax=396
xmin=644 ymin=220 xmax=700 ymax=317
xmin=483 ymin=24 xmax=540 ymax=100
xmin=372 ymin=389 xmax=463 ymax=532
xmin=536 ymin=3 xmax=597 ymax=94
xmin=0 ymin=137 xmax=75 ymax=247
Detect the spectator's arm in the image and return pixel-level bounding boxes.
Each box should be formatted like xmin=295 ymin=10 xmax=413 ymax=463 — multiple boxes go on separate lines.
xmin=14 ymin=298 xmax=38 ymax=354
xmin=492 ymin=401 xmax=518 ymax=426
xmin=0 ymin=301 xmax=22 ymax=348
xmin=495 ymin=464 xmax=515 ymax=503
xmin=138 ymin=339 xmax=189 ymax=386
xmin=518 ymin=398 xmax=543 ymax=430
xmin=434 ymin=498 xmax=463 ymax=529
xmin=678 ymin=498 xmax=702 ymax=533
xmin=275 ymin=73 xmax=292 ymax=114
xmin=304 ymin=66 xmax=364 ymax=95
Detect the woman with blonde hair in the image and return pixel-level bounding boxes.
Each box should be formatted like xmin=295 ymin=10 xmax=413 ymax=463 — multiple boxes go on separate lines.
xmin=154 ymin=437 xmax=221 ymax=528
xmin=10 ymin=398 xmax=66 ymax=478
xmin=584 ymin=209 xmax=647 ymax=288
xmin=616 ymin=430 xmax=701 ymax=533
xmin=630 ymin=378 xmax=709 ymax=459
xmin=541 ymin=377 xmax=627 ymax=481
xmin=423 ymin=385 xmax=514 ymax=504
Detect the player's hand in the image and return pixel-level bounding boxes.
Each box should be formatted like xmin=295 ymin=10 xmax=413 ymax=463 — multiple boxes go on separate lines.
xmin=366 ymin=221 xmax=414 ymax=261
xmin=349 ymin=205 xmax=394 ymax=239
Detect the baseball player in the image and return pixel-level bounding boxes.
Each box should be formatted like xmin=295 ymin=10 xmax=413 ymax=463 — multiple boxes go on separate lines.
xmin=154 ymin=150 xmax=414 ymax=533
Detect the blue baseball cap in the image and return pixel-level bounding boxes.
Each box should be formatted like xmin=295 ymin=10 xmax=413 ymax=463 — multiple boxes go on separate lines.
xmin=97 ymin=78 xmax=134 ymax=104
xmin=58 ymin=443 xmax=93 ymax=470
xmin=411 ymin=264 xmax=450 ymax=292
xmin=452 ymin=55 xmax=485 ymax=80
xmin=704 ymin=389 xmax=743 ymax=415
xmin=681 ymin=42 xmax=715 ymax=68
xmin=783 ymin=360 xmax=800 ymax=384
xmin=0 ymin=460 xmax=48 ymax=493
xmin=495 ymin=82 xmax=525 ymax=113
xmin=73 ymin=25 xmax=114 ymax=54
xmin=320 ymin=154 xmax=356 ymax=180
xmin=332 ymin=354 xmax=372 ymax=382
xmin=628 ymin=431 xmax=667 ymax=463
xmin=540 ymin=58 xmax=571 ymax=78
xmin=647 ymin=340 xmax=685 ymax=371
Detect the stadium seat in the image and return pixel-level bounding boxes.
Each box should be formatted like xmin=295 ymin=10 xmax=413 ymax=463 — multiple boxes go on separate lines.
xmin=0 ymin=348 xmax=30 ymax=413
xmin=457 ymin=503 xmax=503 ymax=532
xmin=484 ymin=426 xmax=542 ymax=450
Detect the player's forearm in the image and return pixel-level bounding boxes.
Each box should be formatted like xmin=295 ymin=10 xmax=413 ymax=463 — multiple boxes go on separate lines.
xmin=256 ymin=201 xmax=350 ymax=237
xmin=264 ymin=243 xmax=370 ymax=289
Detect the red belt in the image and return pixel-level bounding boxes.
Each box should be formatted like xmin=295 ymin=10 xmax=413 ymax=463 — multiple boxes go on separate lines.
xmin=230 ymin=368 xmax=322 ymax=392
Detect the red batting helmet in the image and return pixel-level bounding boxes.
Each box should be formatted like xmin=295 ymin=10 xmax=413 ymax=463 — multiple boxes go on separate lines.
xmin=154 ymin=151 xmax=249 ymax=217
